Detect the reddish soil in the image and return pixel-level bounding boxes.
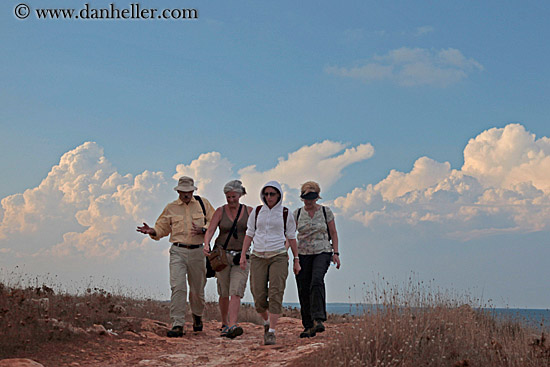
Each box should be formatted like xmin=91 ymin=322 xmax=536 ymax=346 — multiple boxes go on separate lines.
xmin=2 ymin=317 xmax=350 ymax=366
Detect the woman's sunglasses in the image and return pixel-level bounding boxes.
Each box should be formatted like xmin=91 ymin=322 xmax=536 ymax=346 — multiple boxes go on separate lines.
xmin=263 ymin=192 xmax=278 ymax=197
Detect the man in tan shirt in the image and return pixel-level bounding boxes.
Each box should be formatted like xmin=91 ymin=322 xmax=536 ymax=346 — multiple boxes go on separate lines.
xmin=137 ymin=176 xmax=215 ymax=337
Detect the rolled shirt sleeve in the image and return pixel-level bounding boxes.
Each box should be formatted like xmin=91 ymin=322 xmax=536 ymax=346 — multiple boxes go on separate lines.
xmin=326 ymin=206 xmax=335 ymax=223
xmin=245 ymin=206 xmax=257 ymax=238
xmin=285 ymin=209 xmax=296 ymax=240
xmin=150 ymin=206 xmax=171 ymax=241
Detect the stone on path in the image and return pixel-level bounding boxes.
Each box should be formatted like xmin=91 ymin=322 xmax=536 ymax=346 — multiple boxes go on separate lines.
xmin=0 ymin=359 xmax=44 ymax=367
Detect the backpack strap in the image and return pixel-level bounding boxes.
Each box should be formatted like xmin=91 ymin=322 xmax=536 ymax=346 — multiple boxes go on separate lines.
xmin=297 ymin=206 xmax=330 ymax=242
xmin=194 ymin=195 xmax=207 ymax=225
xmin=254 ymin=205 xmax=263 ymax=230
xmin=283 ymin=207 xmax=288 ymax=234
xmin=254 ymin=205 xmax=289 ymax=236
xmin=322 ymin=206 xmax=331 ymax=243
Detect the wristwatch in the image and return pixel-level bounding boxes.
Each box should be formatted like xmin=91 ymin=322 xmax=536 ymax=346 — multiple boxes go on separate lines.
xmin=333 ymin=252 xmax=340 ymax=256
xmin=201 ymin=228 xmax=207 ymax=234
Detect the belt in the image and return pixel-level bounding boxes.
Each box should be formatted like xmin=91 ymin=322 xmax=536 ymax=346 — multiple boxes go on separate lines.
xmin=228 ymin=250 xmax=250 ymax=259
xmin=252 ymin=248 xmax=287 ymax=258
xmin=172 ymin=243 xmax=202 ymax=249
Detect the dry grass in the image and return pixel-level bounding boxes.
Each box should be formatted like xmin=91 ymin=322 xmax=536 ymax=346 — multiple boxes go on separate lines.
xmin=0 ymin=280 xmax=169 ymax=357
xmin=0 ymin=277 xmax=282 ymax=358
xmin=3 ymin=274 xmax=548 ymax=366
xmin=296 ymin=278 xmax=550 ymax=367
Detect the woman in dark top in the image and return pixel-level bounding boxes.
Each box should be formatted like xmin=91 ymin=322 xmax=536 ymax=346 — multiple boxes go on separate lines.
xmin=204 ymin=180 xmax=252 ymax=339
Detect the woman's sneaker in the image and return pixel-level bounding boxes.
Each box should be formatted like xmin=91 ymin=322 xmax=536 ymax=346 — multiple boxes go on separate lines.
xmin=227 ymin=325 xmax=243 ymax=339
xmin=220 ymin=325 xmax=230 ymax=337
xmin=264 ymin=331 xmax=276 ymax=345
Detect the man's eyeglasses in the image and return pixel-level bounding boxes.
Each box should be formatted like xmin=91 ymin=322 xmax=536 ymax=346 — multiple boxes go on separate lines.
xmin=263 ymin=192 xmax=278 ymax=197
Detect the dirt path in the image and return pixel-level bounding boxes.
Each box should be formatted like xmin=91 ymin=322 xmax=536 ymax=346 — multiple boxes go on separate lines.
xmin=3 ymin=317 xmax=348 ymax=367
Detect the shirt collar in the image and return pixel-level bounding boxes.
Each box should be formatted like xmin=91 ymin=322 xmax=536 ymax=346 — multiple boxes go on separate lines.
xmin=176 ymin=196 xmax=196 ymax=205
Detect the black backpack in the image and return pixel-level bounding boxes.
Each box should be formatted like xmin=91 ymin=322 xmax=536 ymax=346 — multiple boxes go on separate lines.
xmin=194 ymin=195 xmax=207 ymax=224
xmin=195 ymin=196 xmax=216 ymax=278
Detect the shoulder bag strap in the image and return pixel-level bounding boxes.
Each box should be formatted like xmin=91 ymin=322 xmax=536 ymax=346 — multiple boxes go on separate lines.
xmin=222 ymin=204 xmax=242 ymax=250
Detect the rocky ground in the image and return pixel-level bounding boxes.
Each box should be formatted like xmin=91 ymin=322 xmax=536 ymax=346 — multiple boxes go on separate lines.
xmin=0 ymin=317 xmax=350 ymax=367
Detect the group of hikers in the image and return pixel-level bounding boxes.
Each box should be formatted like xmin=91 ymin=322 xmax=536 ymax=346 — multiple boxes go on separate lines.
xmin=137 ymin=176 xmax=341 ymax=346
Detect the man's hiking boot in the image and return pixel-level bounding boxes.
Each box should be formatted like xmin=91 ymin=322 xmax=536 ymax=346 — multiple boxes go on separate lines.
xmin=264 ymin=331 xmax=276 ymax=345
xmin=167 ymin=325 xmax=184 ymax=338
xmin=299 ymin=327 xmax=317 ymax=338
xmin=227 ymin=325 xmax=243 ymax=339
xmin=313 ymin=320 xmax=325 ymax=333
xmin=192 ymin=314 xmax=203 ymax=332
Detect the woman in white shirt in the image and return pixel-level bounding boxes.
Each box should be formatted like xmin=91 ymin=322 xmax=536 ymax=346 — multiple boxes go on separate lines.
xmin=240 ymin=180 xmax=300 ymax=345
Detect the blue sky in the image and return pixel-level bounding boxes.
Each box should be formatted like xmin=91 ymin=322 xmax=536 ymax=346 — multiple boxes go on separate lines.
xmin=2 ymin=1 xmax=550 ymax=308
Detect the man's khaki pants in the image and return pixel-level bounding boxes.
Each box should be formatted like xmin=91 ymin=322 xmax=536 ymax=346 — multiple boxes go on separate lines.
xmin=169 ymin=245 xmax=206 ymax=327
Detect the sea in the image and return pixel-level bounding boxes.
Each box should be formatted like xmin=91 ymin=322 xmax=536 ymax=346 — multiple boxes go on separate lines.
xmin=283 ymin=303 xmax=550 ymax=329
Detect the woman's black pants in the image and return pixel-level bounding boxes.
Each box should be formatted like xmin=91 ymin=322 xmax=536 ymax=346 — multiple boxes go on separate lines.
xmin=295 ymin=252 xmax=332 ymax=329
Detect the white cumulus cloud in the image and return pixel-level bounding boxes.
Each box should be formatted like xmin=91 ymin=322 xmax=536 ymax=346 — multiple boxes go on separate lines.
xmin=332 ymin=124 xmax=550 ymax=239
xmin=173 ymin=152 xmax=234 ymax=208
xmin=375 ymin=157 xmax=451 ymax=200
xmin=462 ymin=124 xmax=550 ymax=192
xmin=238 ymin=141 xmax=374 ymax=206
xmin=173 ymin=141 xmax=374 ymax=208
xmin=0 ymin=140 xmax=373 ymax=261
xmin=0 ymin=142 xmax=170 ymax=259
